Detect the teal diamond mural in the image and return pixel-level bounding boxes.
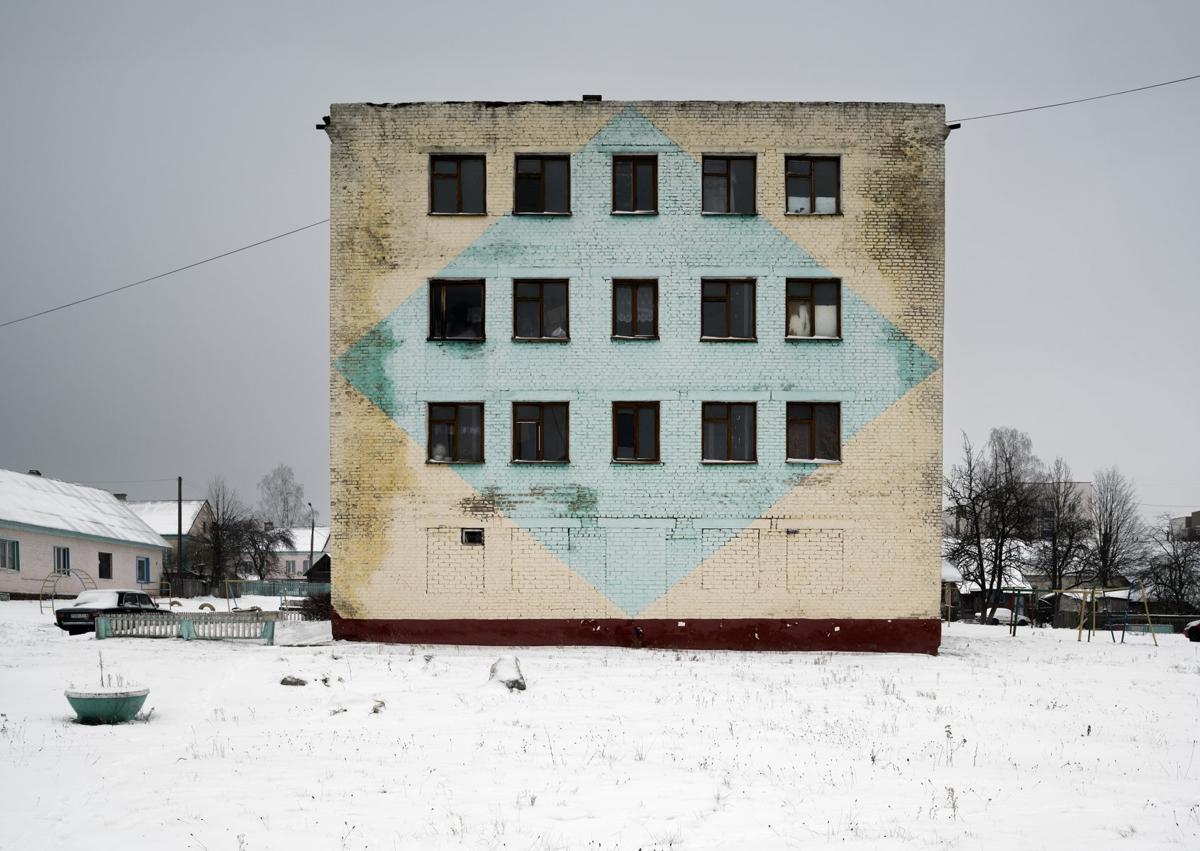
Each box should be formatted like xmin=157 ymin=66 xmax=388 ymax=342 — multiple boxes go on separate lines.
xmin=336 ymin=107 xmax=939 ymax=616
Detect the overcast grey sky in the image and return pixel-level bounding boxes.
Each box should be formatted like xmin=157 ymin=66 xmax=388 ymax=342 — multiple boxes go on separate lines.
xmin=1 ymin=0 xmax=1197 ymax=522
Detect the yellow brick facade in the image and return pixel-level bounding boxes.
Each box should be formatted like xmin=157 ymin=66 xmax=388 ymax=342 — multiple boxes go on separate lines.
xmin=327 ymin=100 xmax=945 ymax=651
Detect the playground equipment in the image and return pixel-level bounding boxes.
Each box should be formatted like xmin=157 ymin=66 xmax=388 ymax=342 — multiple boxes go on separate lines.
xmin=38 ymin=569 xmax=97 ymax=613
xmin=1045 ymin=583 xmax=1158 ymax=646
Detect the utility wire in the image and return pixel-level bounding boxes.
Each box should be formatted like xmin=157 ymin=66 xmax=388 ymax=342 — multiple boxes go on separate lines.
xmin=0 ymin=218 xmax=329 ymax=330
xmin=950 ymin=72 xmax=1200 ymax=122
xmin=5 ymin=73 xmax=1199 ymax=326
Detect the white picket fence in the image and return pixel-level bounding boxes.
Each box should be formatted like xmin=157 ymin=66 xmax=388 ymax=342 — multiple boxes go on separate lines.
xmin=95 ymin=611 xmax=298 ymax=644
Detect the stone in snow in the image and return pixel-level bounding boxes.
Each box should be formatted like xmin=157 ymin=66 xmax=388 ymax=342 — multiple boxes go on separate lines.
xmin=489 ymin=656 xmax=526 ymax=691
xmin=280 ymin=675 xmax=307 ymax=686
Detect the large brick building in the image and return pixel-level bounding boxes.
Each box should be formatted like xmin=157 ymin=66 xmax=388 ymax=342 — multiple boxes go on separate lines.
xmin=326 ymin=99 xmax=946 ymax=652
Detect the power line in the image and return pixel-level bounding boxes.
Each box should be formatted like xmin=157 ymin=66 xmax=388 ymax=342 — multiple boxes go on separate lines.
xmin=0 ymin=218 xmax=329 ymax=330
xmin=949 ymin=72 xmax=1200 ymax=122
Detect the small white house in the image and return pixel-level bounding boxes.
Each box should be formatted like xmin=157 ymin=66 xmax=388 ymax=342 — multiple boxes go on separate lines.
xmin=274 ymin=526 xmax=331 ymax=578
xmin=0 ymin=469 xmax=170 ymax=598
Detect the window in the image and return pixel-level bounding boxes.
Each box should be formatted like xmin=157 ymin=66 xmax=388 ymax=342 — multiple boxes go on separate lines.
xmin=702 ymin=403 xmax=756 ymax=462
xmin=427 ymin=403 xmax=484 ymax=463
xmin=136 ymin=556 xmax=150 ymax=584
xmin=787 ymin=402 xmax=841 ymax=462
xmin=700 ymin=400 xmax=753 ymax=460
xmin=461 ymin=528 xmax=485 ymax=546
xmin=514 ymin=155 xmax=570 ymax=214
xmin=701 ymin=279 xmax=756 ymax=340
xmin=53 ymin=546 xmax=70 ymax=575
xmin=612 ymin=155 xmax=657 ymax=213
xmin=513 ymin=279 xmax=569 ymax=340
xmin=612 ymin=279 xmax=658 ymax=338
xmin=429 ymin=155 xmax=486 ymax=215
xmin=512 ymin=402 xmax=569 ymax=462
xmin=613 ymin=402 xmax=660 ymax=463
xmin=0 ymin=538 xmax=17 ymax=571
xmin=98 ymin=552 xmax=112 ymax=580
xmin=303 ymin=559 xmax=310 ymax=571
xmin=702 ymin=156 xmax=756 ymax=214
xmin=429 ymin=279 xmax=485 ymax=341
xmin=285 ymin=560 xmax=296 ymax=576
xmin=785 ymin=156 xmax=840 ymax=215
xmin=786 ymin=279 xmax=841 ymax=339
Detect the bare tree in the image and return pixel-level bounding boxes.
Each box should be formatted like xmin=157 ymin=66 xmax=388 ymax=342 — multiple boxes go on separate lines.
xmin=244 ymin=522 xmax=296 ymax=581
xmin=199 ymin=477 xmax=254 ymax=593
xmin=1138 ymin=515 xmax=1200 ymax=614
xmin=1086 ymin=467 xmax=1144 ymax=588
xmin=944 ymin=428 xmax=1041 ymax=622
xmin=257 ymin=464 xmax=308 ymax=529
xmin=1030 ymin=458 xmax=1093 ymax=619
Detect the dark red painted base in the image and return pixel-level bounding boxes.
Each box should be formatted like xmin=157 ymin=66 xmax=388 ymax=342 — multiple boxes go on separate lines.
xmin=332 ymin=613 xmax=941 ymax=654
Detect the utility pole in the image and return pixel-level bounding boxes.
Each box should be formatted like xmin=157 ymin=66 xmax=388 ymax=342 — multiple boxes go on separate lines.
xmin=308 ymin=501 xmax=315 ymax=577
xmin=177 ymin=476 xmax=184 ymax=580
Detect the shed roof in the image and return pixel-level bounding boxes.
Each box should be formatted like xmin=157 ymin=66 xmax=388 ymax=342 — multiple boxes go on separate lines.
xmin=0 ymin=469 xmax=170 ymax=549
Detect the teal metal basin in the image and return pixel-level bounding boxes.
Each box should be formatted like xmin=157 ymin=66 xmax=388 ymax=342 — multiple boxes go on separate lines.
xmin=64 ymin=687 xmax=149 ymax=724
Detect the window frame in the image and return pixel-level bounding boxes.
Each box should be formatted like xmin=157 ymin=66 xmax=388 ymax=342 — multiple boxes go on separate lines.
xmin=784 ymin=155 xmax=841 ymax=216
xmin=701 ymin=402 xmax=758 ymax=463
xmin=785 ymin=278 xmax=842 ymax=340
xmin=700 ymin=278 xmax=757 ymax=341
xmin=285 ymin=559 xmax=296 ymax=576
xmin=611 ymin=279 xmax=659 ymax=339
xmin=513 ymin=154 xmax=571 ymax=215
xmin=612 ymin=401 xmax=661 ymax=464
xmin=511 ymin=401 xmax=570 ymax=463
xmin=426 ymin=402 xmax=485 ymax=464
xmin=0 ymin=538 xmax=18 ymax=571
xmin=702 ymin=155 xmax=757 ymax=215
xmin=428 ymin=154 xmax=487 ymax=216
xmin=136 ymin=556 xmax=151 ymax=584
xmin=428 ymin=279 xmax=486 ymax=342
xmin=611 ymin=154 xmax=658 ymax=214
xmin=53 ymin=545 xmax=70 ymax=575
xmin=98 ymin=552 xmax=112 ymax=580
xmin=461 ymin=528 xmax=485 ymax=546
xmin=512 ymin=279 xmax=570 ymax=342
xmin=786 ymin=401 xmax=842 ymax=462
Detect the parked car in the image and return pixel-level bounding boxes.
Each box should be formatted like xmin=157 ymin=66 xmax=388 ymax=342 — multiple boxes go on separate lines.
xmin=982 ymin=607 xmax=1031 ymax=626
xmin=1184 ymin=620 xmax=1200 ymax=642
xmin=55 ymin=590 xmax=167 ymax=635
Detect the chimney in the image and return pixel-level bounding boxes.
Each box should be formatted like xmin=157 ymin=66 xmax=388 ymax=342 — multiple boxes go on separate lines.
xmin=113 ymin=493 xmax=127 ymax=502
xmin=27 ymin=469 xmax=41 ymax=476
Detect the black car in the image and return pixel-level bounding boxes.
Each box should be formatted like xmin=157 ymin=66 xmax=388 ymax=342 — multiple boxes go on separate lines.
xmin=55 ymin=589 xmax=167 ymax=635
xmin=1185 ymin=620 xmax=1200 ymax=642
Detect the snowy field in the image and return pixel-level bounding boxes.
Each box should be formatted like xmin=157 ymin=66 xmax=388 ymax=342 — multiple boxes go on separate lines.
xmin=0 ymin=601 xmax=1197 ymax=850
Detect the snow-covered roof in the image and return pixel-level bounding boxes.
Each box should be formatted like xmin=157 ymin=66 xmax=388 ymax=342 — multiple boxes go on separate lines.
xmin=126 ymin=500 xmax=208 ymax=536
xmin=941 ymin=559 xmax=963 ymax=583
xmin=0 ymin=469 xmax=170 ymax=549
xmin=275 ymin=526 xmax=331 ymax=555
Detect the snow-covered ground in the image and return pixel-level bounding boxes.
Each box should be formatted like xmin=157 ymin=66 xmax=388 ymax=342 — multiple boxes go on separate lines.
xmin=0 ymin=601 xmax=1196 ymax=850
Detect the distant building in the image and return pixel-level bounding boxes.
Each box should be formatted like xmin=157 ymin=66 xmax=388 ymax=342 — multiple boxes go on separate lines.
xmin=126 ymin=498 xmax=214 ymax=569
xmin=0 ymin=469 xmax=169 ymax=598
xmin=273 ymin=526 xmax=331 ymax=578
xmin=1170 ymin=511 xmax=1200 ymax=542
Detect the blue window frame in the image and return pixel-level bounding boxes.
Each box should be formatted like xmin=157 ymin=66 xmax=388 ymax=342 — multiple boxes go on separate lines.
xmin=136 ymin=556 xmax=150 ymax=584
